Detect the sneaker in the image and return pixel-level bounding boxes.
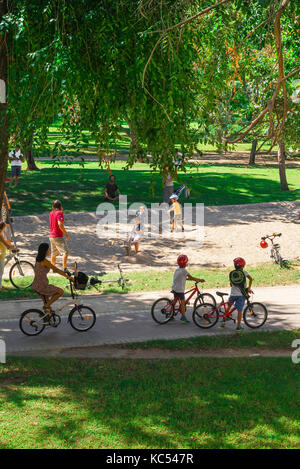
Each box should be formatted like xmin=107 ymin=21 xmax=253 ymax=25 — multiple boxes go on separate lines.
xmin=180 ymin=316 xmax=190 ymax=324
xmin=236 ymin=326 xmax=244 ymax=332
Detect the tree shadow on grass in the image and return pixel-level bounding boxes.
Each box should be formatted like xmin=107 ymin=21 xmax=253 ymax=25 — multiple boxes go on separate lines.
xmin=0 ymin=357 xmax=299 ymax=449
xmin=8 ymin=163 xmax=300 ymax=216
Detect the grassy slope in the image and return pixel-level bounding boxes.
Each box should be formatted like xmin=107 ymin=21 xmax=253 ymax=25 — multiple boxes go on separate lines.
xmin=5 ymin=160 xmax=300 ymax=216
xmin=0 ymin=356 xmax=299 ymax=449
xmin=0 ymin=262 xmax=299 ymax=301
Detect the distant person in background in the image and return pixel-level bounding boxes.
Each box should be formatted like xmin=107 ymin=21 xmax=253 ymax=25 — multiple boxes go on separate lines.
xmin=49 ymin=200 xmax=70 ymax=272
xmin=105 ymin=175 xmax=121 ymax=201
xmin=9 ymin=146 xmax=24 ymax=188
xmin=163 ymin=164 xmax=174 ymax=205
xmin=174 ymin=149 xmax=183 ymax=169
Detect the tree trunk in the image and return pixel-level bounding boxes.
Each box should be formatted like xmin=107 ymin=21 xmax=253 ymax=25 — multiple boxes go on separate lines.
xmin=24 ymin=139 xmax=39 ymax=170
xmin=0 ymin=0 xmax=9 ymax=210
xmin=278 ymin=140 xmax=289 ymax=191
xmin=249 ymin=139 xmax=257 ymax=165
xmin=124 ymin=117 xmax=143 ymax=162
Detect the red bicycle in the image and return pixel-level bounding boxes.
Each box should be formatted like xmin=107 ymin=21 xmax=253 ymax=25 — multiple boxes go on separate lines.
xmin=151 ymin=282 xmax=216 ymax=324
xmin=192 ymin=291 xmax=268 ymax=329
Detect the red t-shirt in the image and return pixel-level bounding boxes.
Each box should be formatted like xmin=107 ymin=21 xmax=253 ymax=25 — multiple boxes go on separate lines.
xmin=49 ymin=210 xmax=64 ymax=238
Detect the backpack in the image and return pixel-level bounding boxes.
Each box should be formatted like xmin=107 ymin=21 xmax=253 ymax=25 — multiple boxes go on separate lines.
xmin=74 ymin=271 xmax=89 ymax=290
xmin=229 ymin=269 xmax=249 ymax=298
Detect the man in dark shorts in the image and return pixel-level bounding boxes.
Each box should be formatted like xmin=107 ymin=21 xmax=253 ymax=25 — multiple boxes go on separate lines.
xmin=105 ymin=175 xmax=120 ymax=201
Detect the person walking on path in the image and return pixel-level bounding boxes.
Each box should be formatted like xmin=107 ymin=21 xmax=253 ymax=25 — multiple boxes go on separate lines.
xmin=9 ymin=146 xmax=24 ymax=188
xmin=49 ymin=200 xmax=70 ymax=272
xmin=105 ymin=175 xmax=121 ymax=201
xmin=32 ymin=243 xmax=72 ymax=314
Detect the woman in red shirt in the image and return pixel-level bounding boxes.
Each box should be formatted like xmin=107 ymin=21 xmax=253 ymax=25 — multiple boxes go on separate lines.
xmin=49 ymin=200 xmax=70 ymax=272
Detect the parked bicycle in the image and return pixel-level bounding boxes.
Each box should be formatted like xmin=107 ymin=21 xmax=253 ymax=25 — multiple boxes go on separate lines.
xmin=4 ymin=249 xmax=35 ymax=290
xmin=260 ymin=233 xmax=289 ymax=267
xmin=89 ymin=263 xmax=130 ymax=291
xmin=151 ymin=281 xmax=216 ymax=324
xmin=192 ymin=290 xmax=268 ymax=329
xmin=19 ymin=263 xmax=96 ymax=336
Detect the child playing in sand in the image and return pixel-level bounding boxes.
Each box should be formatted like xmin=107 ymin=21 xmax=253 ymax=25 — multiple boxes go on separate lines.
xmin=168 ymin=194 xmax=184 ymax=232
xmin=125 ymin=207 xmax=145 ymax=256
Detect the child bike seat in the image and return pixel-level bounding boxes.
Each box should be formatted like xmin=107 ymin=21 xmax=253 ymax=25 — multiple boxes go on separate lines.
xmin=216 ymin=292 xmax=228 ymax=298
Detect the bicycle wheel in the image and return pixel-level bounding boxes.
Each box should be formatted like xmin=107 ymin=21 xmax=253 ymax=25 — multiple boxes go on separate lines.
xmin=151 ymin=298 xmax=175 ymax=324
xmin=193 ymin=293 xmax=216 ymax=310
xmin=192 ymin=303 xmax=219 ymax=329
xmin=273 ymin=250 xmax=283 ymax=267
xmin=19 ymin=309 xmax=46 ymax=336
xmin=10 ymin=260 xmax=35 ymax=289
xmin=243 ymin=302 xmax=268 ymax=329
xmin=69 ymin=305 xmax=96 ymax=332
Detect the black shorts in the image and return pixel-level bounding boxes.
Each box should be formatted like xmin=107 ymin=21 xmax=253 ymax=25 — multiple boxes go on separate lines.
xmin=11 ymin=166 xmax=21 ymax=177
xmin=173 ymin=291 xmax=185 ymax=301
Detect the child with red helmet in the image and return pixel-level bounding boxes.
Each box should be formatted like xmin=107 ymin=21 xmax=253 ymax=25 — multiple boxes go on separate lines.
xmin=172 ymin=254 xmax=205 ymax=323
xmin=224 ymin=257 xmax=254 ymax=332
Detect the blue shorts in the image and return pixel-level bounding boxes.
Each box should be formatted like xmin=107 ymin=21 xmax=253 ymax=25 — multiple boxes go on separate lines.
xmin=11 ymin=166 xmax=21 ymax=177
xmin=228 ymin=295 xmax=245 ymax=312
xmin=173 ymin=292 xmax=185 ymax=301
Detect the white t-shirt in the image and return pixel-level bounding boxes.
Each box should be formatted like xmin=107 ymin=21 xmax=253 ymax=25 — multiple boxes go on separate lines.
xmin=172 ymin=267 xmax=189 ymax=293
xmin=230 ymin=270 xmax=249 ymax=296
xmin=9 ymin=149 xmax=23 ymax=166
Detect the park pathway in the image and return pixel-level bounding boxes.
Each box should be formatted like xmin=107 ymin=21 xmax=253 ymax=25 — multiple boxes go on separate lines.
xmin=0 ymin=284 xmax=299 ymax=355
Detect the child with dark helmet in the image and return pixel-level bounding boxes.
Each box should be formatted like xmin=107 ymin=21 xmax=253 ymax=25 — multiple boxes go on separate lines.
xmin=225 ymin=257 xmax=254 ymax=332
xmin=172 ymin=254 xmax=205 ymax=323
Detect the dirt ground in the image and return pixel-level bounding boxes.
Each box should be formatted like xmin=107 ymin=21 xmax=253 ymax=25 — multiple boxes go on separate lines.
xmin=11 ymin=199 xmax=300 ymax=274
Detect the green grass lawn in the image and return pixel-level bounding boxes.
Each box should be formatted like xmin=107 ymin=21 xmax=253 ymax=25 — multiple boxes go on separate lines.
xmin=0 ymin=356 xmax=299 ymax=448
xmin=125 ymin=330 xmax=300 ymax=351
xmin=5 ymin=160 xmax=300 ymax=216
xmin=1 ymin=262 xmax=299 ymax=301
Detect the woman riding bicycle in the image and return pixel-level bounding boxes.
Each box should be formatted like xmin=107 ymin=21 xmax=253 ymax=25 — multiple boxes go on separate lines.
xmin=32 ymin=243 xmax=73 ymax=315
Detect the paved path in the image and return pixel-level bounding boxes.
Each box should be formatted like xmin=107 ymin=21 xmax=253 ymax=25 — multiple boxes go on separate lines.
xmin=0 ymin=285 xmax=299 ymax=355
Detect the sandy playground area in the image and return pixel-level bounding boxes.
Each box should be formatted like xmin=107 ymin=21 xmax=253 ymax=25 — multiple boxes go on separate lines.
xmin=10 ymin=200 xmax=300 ymax=274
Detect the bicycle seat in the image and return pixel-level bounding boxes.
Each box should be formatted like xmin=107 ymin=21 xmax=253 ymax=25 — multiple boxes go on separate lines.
xmin=216 ymin=291 xmax=228 ymax=298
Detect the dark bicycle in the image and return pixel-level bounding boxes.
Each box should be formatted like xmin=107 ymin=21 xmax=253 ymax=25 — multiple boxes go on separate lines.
xmin=19 ymin=263 xmax=96 ymax=336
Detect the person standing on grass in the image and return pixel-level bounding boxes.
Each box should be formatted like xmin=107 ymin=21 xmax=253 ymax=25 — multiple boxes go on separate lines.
xmin=0 ymin=222 xmax=19 ymax=291
xmin=9 ymin=146 xmax=24 ymax=188
xmin=49 ymin=200 xmax=70 ymax=272
xmin=163 ymin=164 xmax=175 ymax=205
xmin=105 ymin=175 xmax=121 ymax=201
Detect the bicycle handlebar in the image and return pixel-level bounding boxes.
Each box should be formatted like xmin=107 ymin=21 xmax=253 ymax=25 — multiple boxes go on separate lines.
xmin=261 ymin=233 xmax=281 ymax=240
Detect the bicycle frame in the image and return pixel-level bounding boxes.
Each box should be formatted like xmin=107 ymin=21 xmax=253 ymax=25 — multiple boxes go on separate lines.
xmin=172 ymin=283 xmax=200 ymax=310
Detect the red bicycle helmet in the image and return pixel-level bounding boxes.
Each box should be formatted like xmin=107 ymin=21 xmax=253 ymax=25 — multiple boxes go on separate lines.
xmin=177 ymin=254 xmax=188 ymax=267
xmin=233 ymin=257 xmax=246 ymax=267
xmin=260 ymin=240 xmax=268 ymax=249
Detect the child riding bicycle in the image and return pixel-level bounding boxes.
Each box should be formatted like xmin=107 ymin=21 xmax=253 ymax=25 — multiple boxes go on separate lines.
xmin=172 ymin=254 xmax=205 ymax=323
xmin=224 ymin=257 xmax=254 ymax=332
